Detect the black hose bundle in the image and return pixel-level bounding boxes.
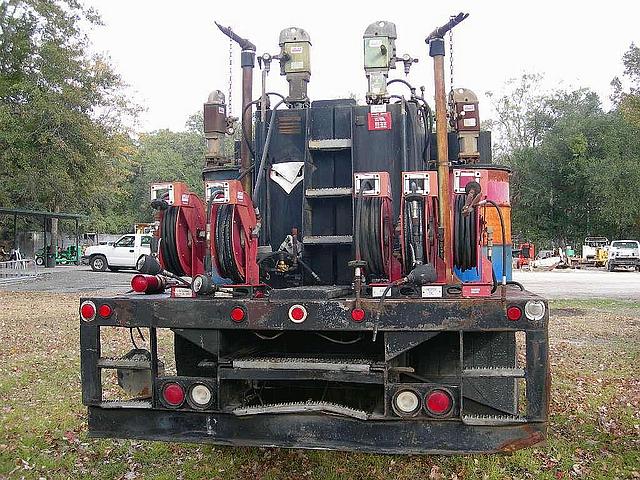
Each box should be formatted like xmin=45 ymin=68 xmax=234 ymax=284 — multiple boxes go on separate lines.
xmin=214 ymin=204 xmax=243 ymax=283
xmin=453 ymin=195 xmax=477 ymax=271
xmin=160 ymin=206 xmax=185 ymax=276
xmin=356 ymin=196 xmax=385 ymax=276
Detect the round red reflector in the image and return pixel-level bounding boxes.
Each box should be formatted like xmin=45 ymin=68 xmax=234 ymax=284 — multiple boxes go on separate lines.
xmin=80 ymin=302 xmax=95 ymax=321
xmin=507 ymin=306 xmax=522 ymax=321
xmin=351 ymin=308 xmax=365 ymax=322
xmin=131 ymin=275 xmax=148 ymax=293
xmin=162 ymin=383 xmax=185 ymax=406
xmin=98 ymin=304 xmax=113 ymax=318
xmin=230 ymin=307 xmax=245 ymax=322
xmin=289 ymin=305 xmax=307 ymax=323
xmin=425 ymin=389 xmax=452 ymax=415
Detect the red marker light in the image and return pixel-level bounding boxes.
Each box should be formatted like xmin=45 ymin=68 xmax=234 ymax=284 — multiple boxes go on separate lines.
xmin=425 ymin=389 xmax=453 ymax=416
xmin=80 ymin=301 xmax=96 ymax=321
xmin=98 ymin=304 xmax=113 ymax=318
xmin=230 ymin=307 xmax=246 ymax=322
xmin=507 ymin=306 xmax=522 ymax=321
xmin=131 ymin=274 xmax=163 ymax=294
xmin=162 ymin=383 xmax=185 ymax=406
xmin=288 ymin=305 xmax=307 ymax=323
xmin=351 ymin=308 xmax=365 ymax=322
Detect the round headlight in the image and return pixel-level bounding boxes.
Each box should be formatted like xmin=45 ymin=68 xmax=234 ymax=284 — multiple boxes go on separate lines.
xmin=393 ymin=389 xmax=421 ymax=416
xmin=189 ymin=384 xmax=212 ymax=407
xmin=524 ymin=300 xmax=546 ymax=321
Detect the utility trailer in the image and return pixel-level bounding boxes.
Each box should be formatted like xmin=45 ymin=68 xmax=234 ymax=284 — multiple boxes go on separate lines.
xmin=80 ymin=14 xmax=549 ymax=454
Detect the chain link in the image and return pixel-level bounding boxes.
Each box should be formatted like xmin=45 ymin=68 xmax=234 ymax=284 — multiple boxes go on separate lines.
xmin=448 ymin=17 xmax=455 ymax=123
xmin=228 ymin=31 xmax=233 ymax=116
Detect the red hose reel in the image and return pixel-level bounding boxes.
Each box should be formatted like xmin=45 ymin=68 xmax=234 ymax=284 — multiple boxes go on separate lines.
xmin=150 ymin=182 xmax=206 ymax=277
xmin=206 ymin=180 xmax=259 ymax=285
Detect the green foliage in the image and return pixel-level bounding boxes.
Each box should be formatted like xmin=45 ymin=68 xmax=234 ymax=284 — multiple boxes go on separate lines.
xmin=490 ymin=59 xmax=640 ymax=247
xmin=0 ymin=0 xmax=136 ymax=233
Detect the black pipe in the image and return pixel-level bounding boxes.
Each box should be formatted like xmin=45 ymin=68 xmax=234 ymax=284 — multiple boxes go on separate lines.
xmin=252 ymin=98 xmax=285 ymax=205
xmin=424 ymin=12 xmax=469 ymax=44
xmin=214 ymin=22 xmax=256 ymax=51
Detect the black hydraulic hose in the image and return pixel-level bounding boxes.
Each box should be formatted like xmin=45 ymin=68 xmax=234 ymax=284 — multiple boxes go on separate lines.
xmin=507 ymin=280 xmax=524 ymax=291
xmin=204 ymin=189 xmax=224 ymax=273
xmin=454 ymin=195 xmax=477 ymax=271
xmin=252 ymin=98 xmax=285 ymax=205
xmin=481 ymin=199 xmax=507 ymax=290
xmin=388 ymin=78 xmax=416 ymax=94
xmin=240 ymin=92 xmax=287 ymax=163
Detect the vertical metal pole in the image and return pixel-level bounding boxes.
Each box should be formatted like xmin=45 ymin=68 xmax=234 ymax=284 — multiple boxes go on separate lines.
xmin=241 ymin=49 xmax=255 ymax=193
xmin=42 ymin=216 xmax=47 ymax=267
xmin=12 ymin=213 xmax=17 ymax=248
xmin=75 ymin=219 xmax=79 ymax=265
xmin=430 ymin=38 xmax=453 ymax=282
xmin=150 ymin=327 xmax=158 ymax=407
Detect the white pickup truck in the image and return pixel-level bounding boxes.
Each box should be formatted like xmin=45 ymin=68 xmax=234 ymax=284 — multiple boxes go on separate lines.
xmin=83 ymin=234 xmax=153 ymax=272
xmin=607 ymin=240 xmax=640 ymax=272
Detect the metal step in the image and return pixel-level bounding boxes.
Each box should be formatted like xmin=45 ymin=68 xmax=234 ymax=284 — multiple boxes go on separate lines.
xmin=97 ymin=400 xmax=152 ymax=409
xmin=305 ymin=187 xmax=352 ymax=198
xmin=462 ymin=367 xmax=525 ymax=378
xmin=308 ymin=138 xmax=351 ymax=150
xmin=233 ymin=400 xmax=368 ymax=420
xmin=303 ymin=235 xmax=353 ymax=245
xmin=232 ymin=356 xmax=374 ymax=372
xmin=97 ymin=358 xmax=151 ymax=370
xmin=462 ymin=414 xmax=527 ymax=426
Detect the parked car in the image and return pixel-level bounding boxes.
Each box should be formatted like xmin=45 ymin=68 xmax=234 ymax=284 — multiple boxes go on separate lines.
xmin=83 ymin=234 xmax=153 ymax=272
xmin=606 ymin=240 xmax=640 ymax=272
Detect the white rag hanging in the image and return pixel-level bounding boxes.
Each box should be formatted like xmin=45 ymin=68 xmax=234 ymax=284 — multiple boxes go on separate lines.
xmin=270 ymin=161 xmax=305 ymax=194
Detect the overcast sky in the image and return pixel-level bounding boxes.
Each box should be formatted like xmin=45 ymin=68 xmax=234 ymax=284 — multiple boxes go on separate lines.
xmin=85 ymin=0 xmax=638 ymax=132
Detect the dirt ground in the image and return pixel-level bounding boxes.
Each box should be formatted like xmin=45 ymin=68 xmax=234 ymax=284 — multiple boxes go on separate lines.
xmin=0 ymin=291 xmax=639 ymax=479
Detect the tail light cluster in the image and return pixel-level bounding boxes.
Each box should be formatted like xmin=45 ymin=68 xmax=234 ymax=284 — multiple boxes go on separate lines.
xmin=158 ymin=379 xmax=216 ymax=410
xmin=80 ymin=300 xmax=113 ymax=321
xmin=391 ymin=385 xmax=455 ymax=418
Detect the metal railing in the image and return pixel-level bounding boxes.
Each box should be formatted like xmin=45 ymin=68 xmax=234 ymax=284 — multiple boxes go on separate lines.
xmin=0 ymin=258 xmax=40 ymax=283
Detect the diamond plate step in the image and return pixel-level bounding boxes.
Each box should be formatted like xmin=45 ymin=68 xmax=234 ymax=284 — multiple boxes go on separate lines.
xmin=308 ymin=138 xmax=351 ymax=150
xmin=97 ymin=358 xmax=151 ymax=370
xmin=462 ymin=414 xmax=527 ymax=426
xmin=232 ymin=356 xmax=374 ymax=372
xmin=233 ymin=400 xmax=368 ymax=420
xmin=305 ymin=187 xmax=352 ymax=198
xmin=303 ymin=235 xmax=352 ymax=245
xmin=462 ymin=368 xmax=525 ymax=378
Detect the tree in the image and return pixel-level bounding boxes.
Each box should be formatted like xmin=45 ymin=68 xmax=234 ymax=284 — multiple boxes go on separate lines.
xmin=0 ymin=0 xmax=136 ymax=243
xmin=611 ymin=43 xmax=640 ymax=127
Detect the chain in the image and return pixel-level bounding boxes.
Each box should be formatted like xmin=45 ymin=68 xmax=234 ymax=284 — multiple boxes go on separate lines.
xmin=228 ymin=31 xmax=233 ymax=116
xmin=448 ymin=17 xmax=455 ymax=123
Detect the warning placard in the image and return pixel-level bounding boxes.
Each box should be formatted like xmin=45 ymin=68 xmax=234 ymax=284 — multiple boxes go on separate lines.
xmin=367 ymin=112 xmax=392 ymax=131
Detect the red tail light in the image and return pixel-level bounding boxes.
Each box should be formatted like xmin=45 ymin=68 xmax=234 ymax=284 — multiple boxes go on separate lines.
xmin=230 ymin=307 xmax=246 ymax=322
xmin=131 ymin=274 xmax=162 ymax=294
xmin=425 ymin=389 xmax=453 ymax=416
xmin=507 ymin=305 xmax=522 ymax=321
xmin=98 ymin=304 xmax=113 ymax=318
xmin=80 ymin=301 xmax=96 ymax=322
xmin=351 ymin=308 xmax=365 ymax=322
xmin=162 ymin=382 xmax=185 ymax=407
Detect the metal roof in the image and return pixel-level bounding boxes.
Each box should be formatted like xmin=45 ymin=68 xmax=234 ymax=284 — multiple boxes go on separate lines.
xmin=0 ymin=207 xmax=86 ymax=220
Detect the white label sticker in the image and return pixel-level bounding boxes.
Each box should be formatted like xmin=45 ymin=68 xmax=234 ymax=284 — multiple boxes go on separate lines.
xmin=368 ymin=39 xmax=383 ymax=48
xmin=463 ymin=118 xmax=477 ymax=127
xmin=181 ymin=194 xmax=189 ymax=204
xmin=290 ymin=46 xmax=303 ymax=54
xmin=237 ymin=191 xmax=244 ymax=201
xmin=370 ymin=104 xmax=387 ymax=113
xmin=290 ymin=61 xmax=304 ymax=70
xmin=372 ymin=286 xmax=392 ymax=298
xmin=173 ymin=287 xmax=193 ymax=298
xmin=463 ymin=104 xmax=476 ymax=111
xmin=218 ymin=106 xmax=225 ymax=114
xmin=421 ymin=286 xmax=443 ymax=298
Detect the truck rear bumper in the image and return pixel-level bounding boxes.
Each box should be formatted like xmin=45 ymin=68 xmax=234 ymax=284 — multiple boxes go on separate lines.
xmin=88 ymin=406 xmax=545 ymax=454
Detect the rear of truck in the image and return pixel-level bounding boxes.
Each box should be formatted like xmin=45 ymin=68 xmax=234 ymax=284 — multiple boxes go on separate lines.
xmin=79 ymin=15 xmax=550 ymax=454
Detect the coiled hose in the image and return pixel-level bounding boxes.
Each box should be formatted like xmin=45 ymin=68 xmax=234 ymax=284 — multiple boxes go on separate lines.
xmin=355 ymin=195 xmax=385 ymax=276
xmin=214 ymin=204 xmax=243 ymax=283
xmin=453 ymin=195 xmax=477 ymax=271
xmin=159 ymin=206 xmax=185 ymax=276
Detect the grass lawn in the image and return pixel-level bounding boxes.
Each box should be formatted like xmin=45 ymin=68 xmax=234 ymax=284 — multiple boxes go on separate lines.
xmin=0 ymin=292 xmax=638 ymax=479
